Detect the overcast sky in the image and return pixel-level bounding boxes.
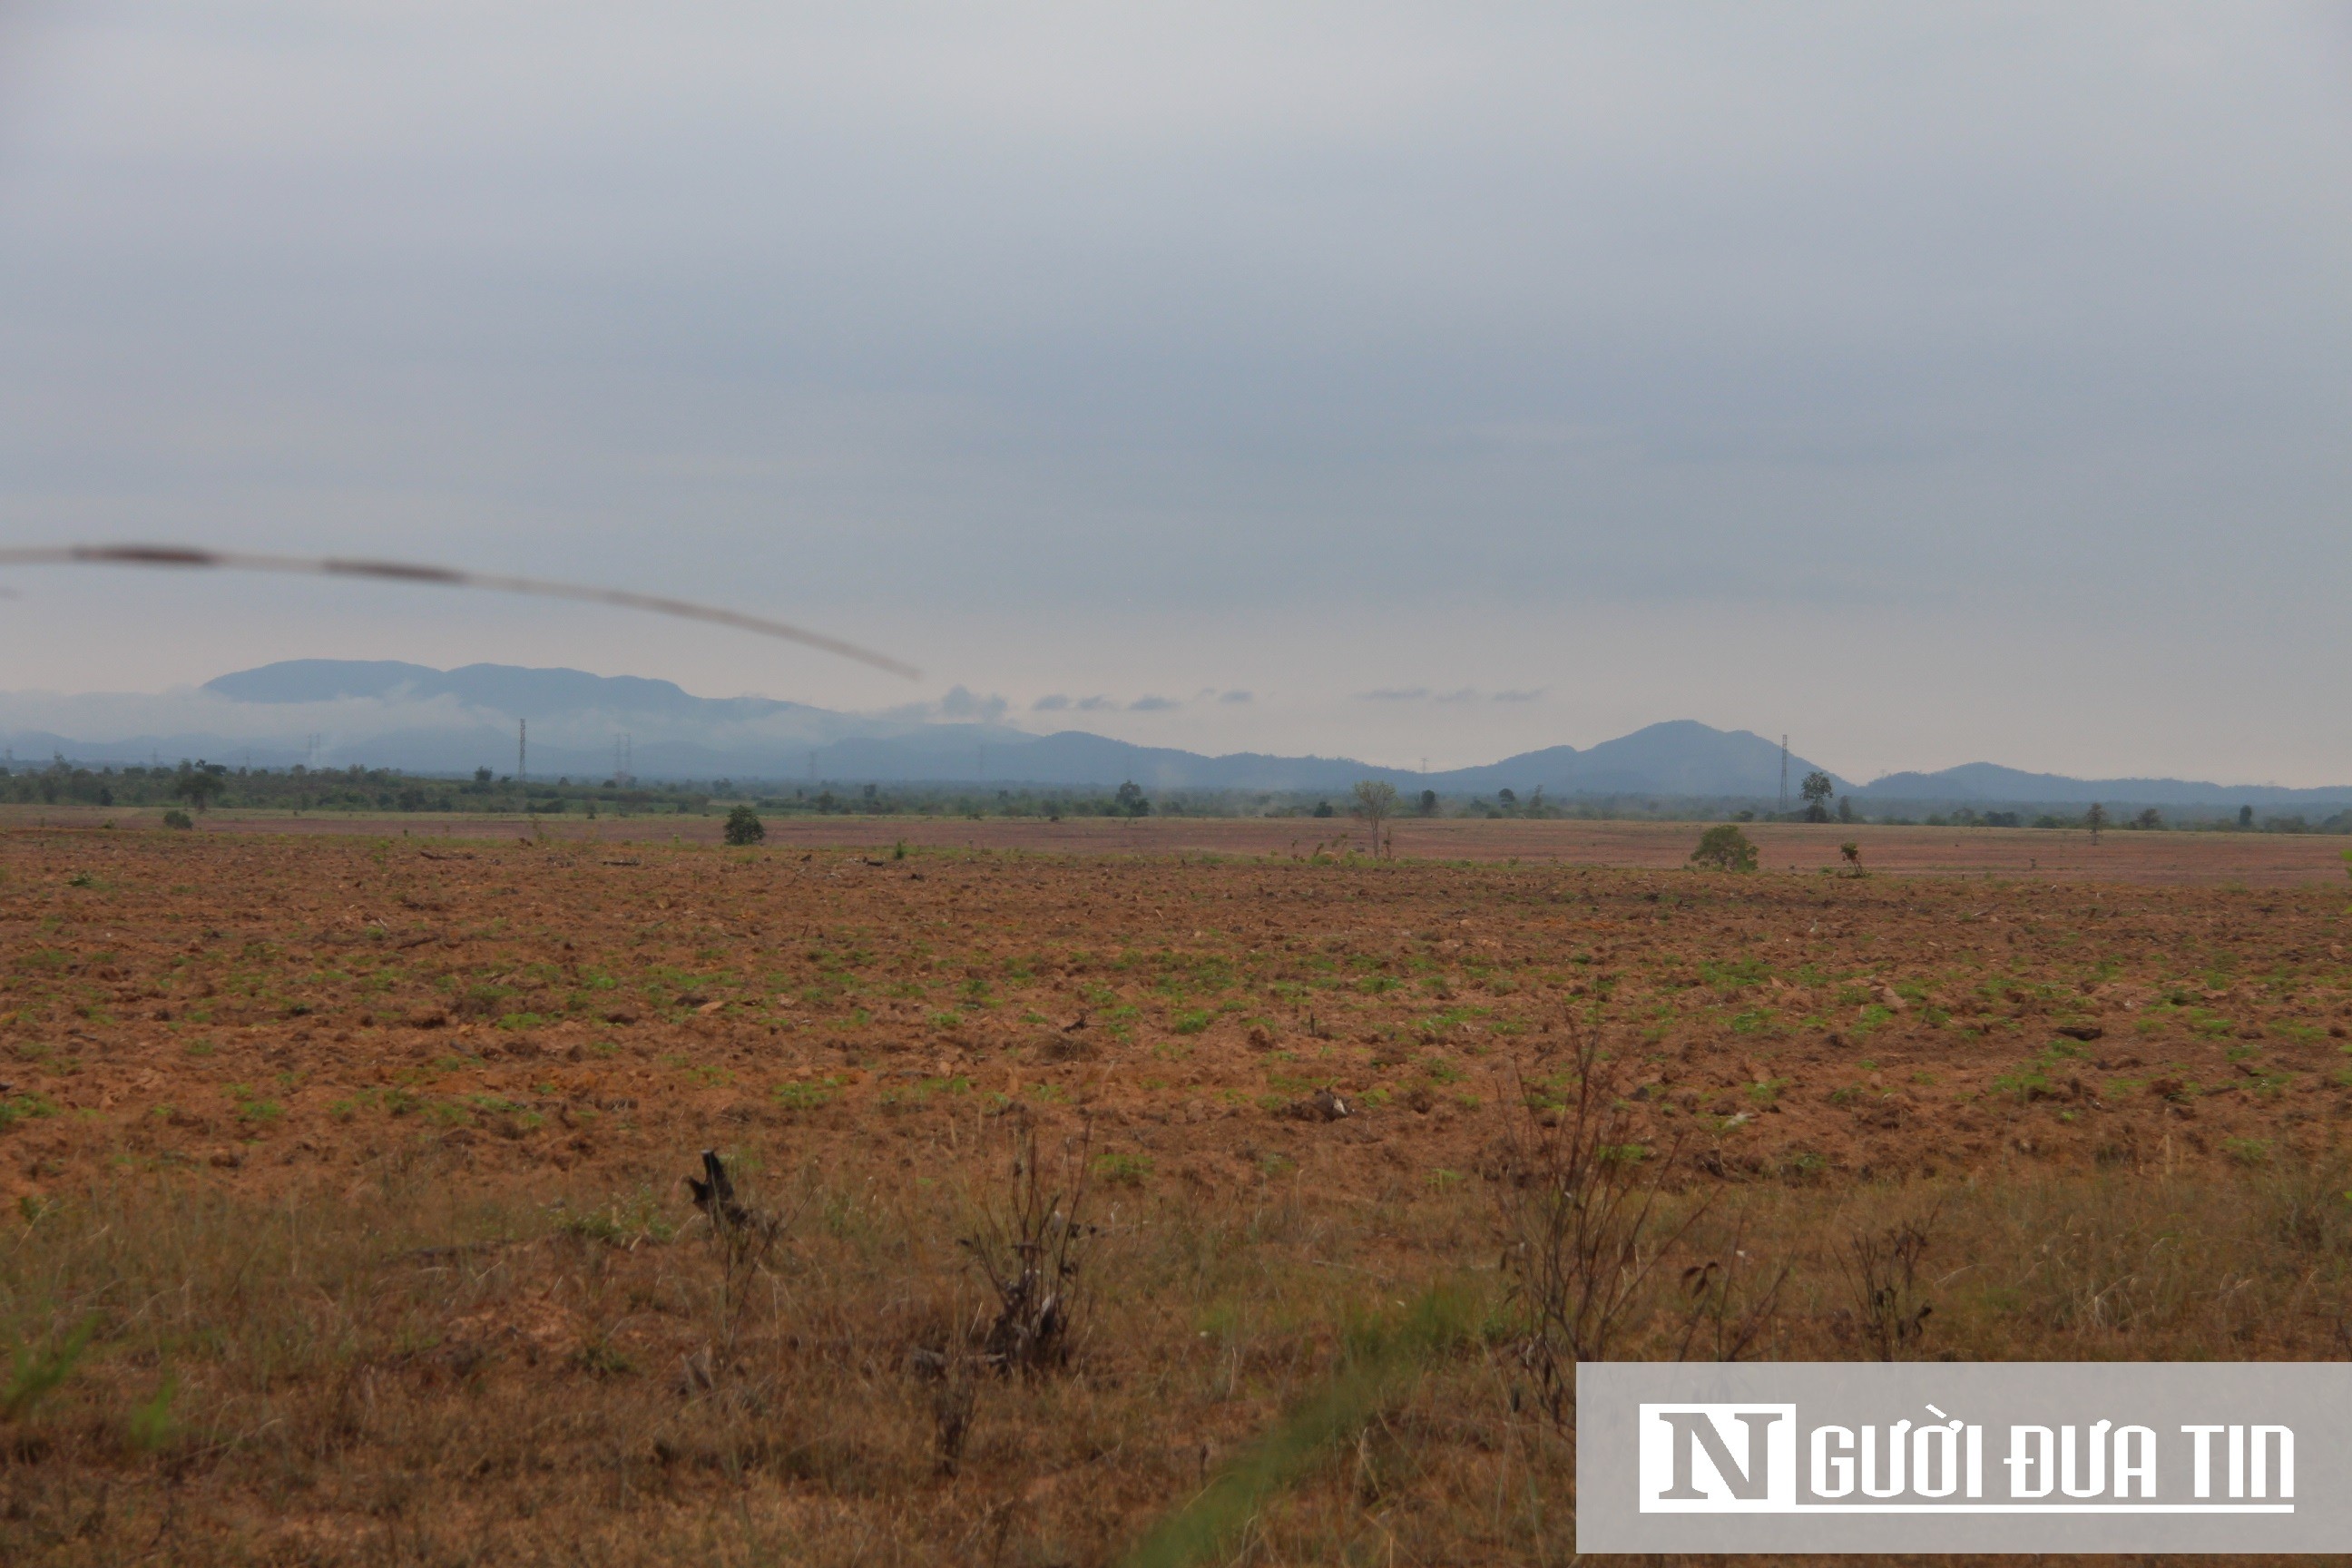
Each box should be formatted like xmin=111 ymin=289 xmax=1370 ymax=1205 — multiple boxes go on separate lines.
xmin=2 ymin=4 xmax=2347 ymax=782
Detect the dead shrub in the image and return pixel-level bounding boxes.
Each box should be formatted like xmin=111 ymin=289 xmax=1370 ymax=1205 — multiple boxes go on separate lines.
xmin=1837 ymin=1212 xmax=1936 ymax=1360
xmin=959 ymin=1117 xmax=1092 ymax=1378
xmin=1494 ymin=1022 xmax=1700 ymax=1423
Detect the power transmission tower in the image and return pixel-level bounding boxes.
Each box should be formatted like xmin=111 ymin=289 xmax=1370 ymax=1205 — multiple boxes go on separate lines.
xmin=1779 ymin=734 xmax=1788 ymax=815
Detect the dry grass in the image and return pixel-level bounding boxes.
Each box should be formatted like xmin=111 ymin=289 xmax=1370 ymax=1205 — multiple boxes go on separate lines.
xmin=2 ymin=1128 xmax=2350 ymax=1562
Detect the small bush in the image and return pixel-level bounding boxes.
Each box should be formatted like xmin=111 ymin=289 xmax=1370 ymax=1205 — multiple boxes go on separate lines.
xmin=1689 ymin=824 xmax=1758 ymax=872
xmin=161 ymin=809 xmax=193 ymax=830
xmin=722 ymin=804 xmax=766 ymax=846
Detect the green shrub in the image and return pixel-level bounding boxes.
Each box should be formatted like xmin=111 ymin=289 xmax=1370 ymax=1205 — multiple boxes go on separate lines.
xmin=722 ymin=804 xmax=766 ymax=846
xmin=1689 ymin=824 xmax=1758 ymax=871
xmin=160 ymin=809 xmax=193 ymax=830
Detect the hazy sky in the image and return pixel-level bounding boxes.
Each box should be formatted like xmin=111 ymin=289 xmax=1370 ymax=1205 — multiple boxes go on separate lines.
xmin=2 ymin=5 xmax=2348 ymax=782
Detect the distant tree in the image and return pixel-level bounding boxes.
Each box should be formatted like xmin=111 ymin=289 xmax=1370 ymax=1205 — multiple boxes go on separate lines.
xmin=722 ymin=804 xmax=766 ymax=846
xmin=1800 ymin=770 xmax=1834 ymax=824
xmin=2085 ymin=802 xmax=2108 ymax=843
xmin=2239 ymin=805 xmax=2255 ymax=828
xmin=1837 ymin=795 xmax=1857 ymax=824
xmin=1690 ymin=824 xmax=1759 ymax=872
xmin=1351 ymin=779 xmax=1399 ymax=857
xmin=1497 ymin=788 xmax=1517 ymax=809
xmin=1113 ymin=780 xmax=1150 ymax=818
xmin=2132 ymin=808 xmax=2163 ymax=831
xmin=475 ymin=766 xmax=494 ymax=784
xmin=1417 ymin=789 xmax=1438 ymax=817
xmin=1312 ymin=800 xmax=1335 ymax=818
xmin=172 ymin=768 xmax=225 ymax=813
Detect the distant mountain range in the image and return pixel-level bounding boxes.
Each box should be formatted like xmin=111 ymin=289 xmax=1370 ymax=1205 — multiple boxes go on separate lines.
xmin=3 ymin=659 xmax=2347 ymax=811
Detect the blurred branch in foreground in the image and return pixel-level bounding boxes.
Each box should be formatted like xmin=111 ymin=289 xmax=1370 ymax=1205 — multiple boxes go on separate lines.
xmin=0 ymin=543 xmax=919 ymax=679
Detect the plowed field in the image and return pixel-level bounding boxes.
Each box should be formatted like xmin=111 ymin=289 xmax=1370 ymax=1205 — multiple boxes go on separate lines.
xmin=3 ymin=823 xmax=2345 ymax=1199
xmin=2 ymin=819 xmax=2348 ymax=1563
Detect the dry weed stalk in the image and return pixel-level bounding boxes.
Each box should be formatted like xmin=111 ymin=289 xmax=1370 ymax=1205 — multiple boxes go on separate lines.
xmin=960 ymin=1116 xmax=1093 ymax=1378
xmin=1671 ymin=1216 xmax=1790 ymax=1363
xmin=1494 ymin=1021 xmax=1700 ymax=1423
xmin=1838 ymin=1213 xmax=1936 ymax=1360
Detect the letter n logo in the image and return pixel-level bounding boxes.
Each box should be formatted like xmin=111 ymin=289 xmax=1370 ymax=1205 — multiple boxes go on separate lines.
xmin=1639 ymin=1405 xmax=1798 ymax=1512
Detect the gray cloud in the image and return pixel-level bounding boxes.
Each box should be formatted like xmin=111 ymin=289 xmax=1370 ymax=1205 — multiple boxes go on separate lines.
xmin=937 ymin=685 xmax=1005 ymax=720
xmin=1127 ymin=695 xmax=1179 ymax=711
xmin=1031 ymin=693 xmax=1071 ymax=711
xmin=1218 ymin=689 xmax=1253 ymax=704
xmin=1357 ymin=687 xmax=1480 ymax=703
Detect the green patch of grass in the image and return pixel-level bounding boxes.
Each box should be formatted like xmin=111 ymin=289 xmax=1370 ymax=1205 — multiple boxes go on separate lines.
xmin=771 ymin=1077 xmax=843 ymax=1112
xmin=0 ymin=1093 xmax=60 ymax=1130
xmin=1700 ymin=957 xmax=1770 ymax=990
xmin=1093 ymin=1152 xmax=1154 ymax=1186
xmin=554 ymin=1188 xmax=676 ymax=1247
xmin=879 ymin=1075 xmax=971 ymax=1110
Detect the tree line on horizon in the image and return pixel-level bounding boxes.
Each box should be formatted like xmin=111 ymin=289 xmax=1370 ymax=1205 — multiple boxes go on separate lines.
xmin=1 ymin=756 xmax=2346 ymax=835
